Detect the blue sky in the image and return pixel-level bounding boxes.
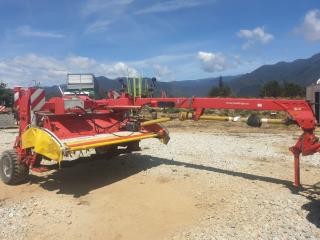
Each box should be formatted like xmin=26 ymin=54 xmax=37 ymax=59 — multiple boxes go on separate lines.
xmin=0 ymin=0 xmax=320 ymax=86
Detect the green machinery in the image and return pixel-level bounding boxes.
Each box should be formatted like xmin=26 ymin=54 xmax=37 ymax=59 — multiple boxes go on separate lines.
xmin=124 ymin=77 xmax=156 ymax=98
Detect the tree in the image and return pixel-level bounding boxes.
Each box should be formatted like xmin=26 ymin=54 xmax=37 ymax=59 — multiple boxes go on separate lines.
xmin=208 ymin=76 xmax=232 ymax=97
xmin=259 ymin=80 xmax=305 ymax=98
xmin=259 ymin=80 xmax=282 ymax=97
xmin=282 ymin=82 xmax=305 ymax=97
xmin=0 ymin=82 xmax=13 ymax=106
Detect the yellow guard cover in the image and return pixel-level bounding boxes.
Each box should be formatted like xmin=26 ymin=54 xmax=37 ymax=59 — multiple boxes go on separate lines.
xmin=21 ymin=127 xmax=63 ymax=161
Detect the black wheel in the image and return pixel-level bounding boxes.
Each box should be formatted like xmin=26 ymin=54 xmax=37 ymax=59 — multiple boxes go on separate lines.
xmin=0 ymin=150 xmax=29 ymax=185
xmin=126 ymin=141 xmax=141 ymax=152
xmin=247 ymin=114 xmax=262 ymax=128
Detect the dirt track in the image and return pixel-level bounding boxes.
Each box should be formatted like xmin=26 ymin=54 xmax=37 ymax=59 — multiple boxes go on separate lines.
xmin=1 ymin=121 xmax=320 ymax=240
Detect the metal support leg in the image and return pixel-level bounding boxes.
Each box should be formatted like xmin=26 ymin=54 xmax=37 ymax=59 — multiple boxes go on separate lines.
xmin=293 ymin=154 xmax=300 ymax=187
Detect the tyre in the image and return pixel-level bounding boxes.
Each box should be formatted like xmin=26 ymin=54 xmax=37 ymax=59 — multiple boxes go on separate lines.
xmin=247 ymin=114 xmax=262 ymax=128
xmin=0 ymin=150 xmax=29 ymax=185
xmin=126 ymin=141 xmax=141 ymax=152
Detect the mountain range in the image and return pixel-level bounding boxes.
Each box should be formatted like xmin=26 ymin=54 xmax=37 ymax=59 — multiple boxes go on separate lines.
xmin=45 ymin=52 xmax=320 ymax=98
xmin=94 ymin=75 xmax=236 ymax=97
xmin=231 ymin=53 xmax=320 ymax=96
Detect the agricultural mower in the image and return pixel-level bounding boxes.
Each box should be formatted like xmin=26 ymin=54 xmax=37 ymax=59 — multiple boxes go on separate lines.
xmin=1 ymin=84 xmax=320 ymax=187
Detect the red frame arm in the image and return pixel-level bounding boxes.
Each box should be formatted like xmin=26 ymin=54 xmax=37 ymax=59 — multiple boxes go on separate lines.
xmin=105 ymin=95 xmax=320 ymax=187
xmin=108 ymin=96 xmax=317 ymax=130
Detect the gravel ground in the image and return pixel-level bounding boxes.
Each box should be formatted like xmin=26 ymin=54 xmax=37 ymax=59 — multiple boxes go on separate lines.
xmin=0 ymin=113 xmax=16 ymax=129
xmin=1 ymin=121 xmax=320 ymax=239
xmin=140 ymin=131 xmax=320 ymax=240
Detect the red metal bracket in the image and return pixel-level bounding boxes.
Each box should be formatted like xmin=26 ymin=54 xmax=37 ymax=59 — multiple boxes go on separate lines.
xmin=290 ymin=130 xmax=320 ymax=187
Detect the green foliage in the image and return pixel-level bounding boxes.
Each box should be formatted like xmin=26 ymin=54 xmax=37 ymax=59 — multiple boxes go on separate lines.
xmin=259 ymin=80 xmax=282 ymax=97
xmin=208 ymin=77 xmax=232 ymax=97
xmin=259 ymin=80 xmax=305 ymax=98
xmin=282 ymin=82 xmax=305 ymax=97
xmin=162 ymin=108 xmax=183 ymax=114
xmin=0 ymin=82 xmax=13 ymax=106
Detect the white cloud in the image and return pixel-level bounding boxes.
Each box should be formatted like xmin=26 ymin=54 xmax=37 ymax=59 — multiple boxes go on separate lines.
xmin=81 ymin=0 xmax=134 ymax=16
xmin=130 ymin=53 xmax=193 ymax=68
xmin=85 ymin=20 xmax=114 ymax=33
xmin=81 ymin=0 xmax=134 ymax=34
xmin=128 ymin=53 xmax=194 ymax=80
xmin=0 ymin=51 xmax=246 ymax=87
xmin=197 ymin=51 xmax=228 ymax=72
xmin=153 ymin=64 xmax=172 ymax=80
xmin=135 ymin=0 xmax=215 ymax=14
xmin=237 ymin=27 xmax=274 ymax=49
xmin=16 ymin=25 xmax=65 ymax=38
xmin=0 ymin=54 xmax=138 ymax=87
xmin=67 ymin=56 xmax=96 ymax=69
xmin=296 ymin=9 xmax=320 ymax=42
xmin=98 ymin=62 xmax=138 ymax=77
xmin=0 ymin=54 xmax=67 ymax=86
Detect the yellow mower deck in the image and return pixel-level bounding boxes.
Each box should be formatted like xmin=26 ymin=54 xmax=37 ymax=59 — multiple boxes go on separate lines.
xmin=21 ymin=127 xmax=163 ymax=162
xmin=63 ymin=132 xmax=158 ymax=151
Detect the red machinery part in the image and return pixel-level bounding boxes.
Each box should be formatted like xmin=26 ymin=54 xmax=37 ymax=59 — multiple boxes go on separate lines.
xmin=11 ymin=87 xmax=169 ymax=172
xmin=104 ymin=94 xmax=320 ymax=187
xmin=10 ymin=88 xmax=320 ymax=187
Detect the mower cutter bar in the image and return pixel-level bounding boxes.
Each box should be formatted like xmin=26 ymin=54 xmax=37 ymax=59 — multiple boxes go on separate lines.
xmin=64 ymin=132 xmax=158 ymax=151
xmin=22 ymin=127 xmax=164 ymax=162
